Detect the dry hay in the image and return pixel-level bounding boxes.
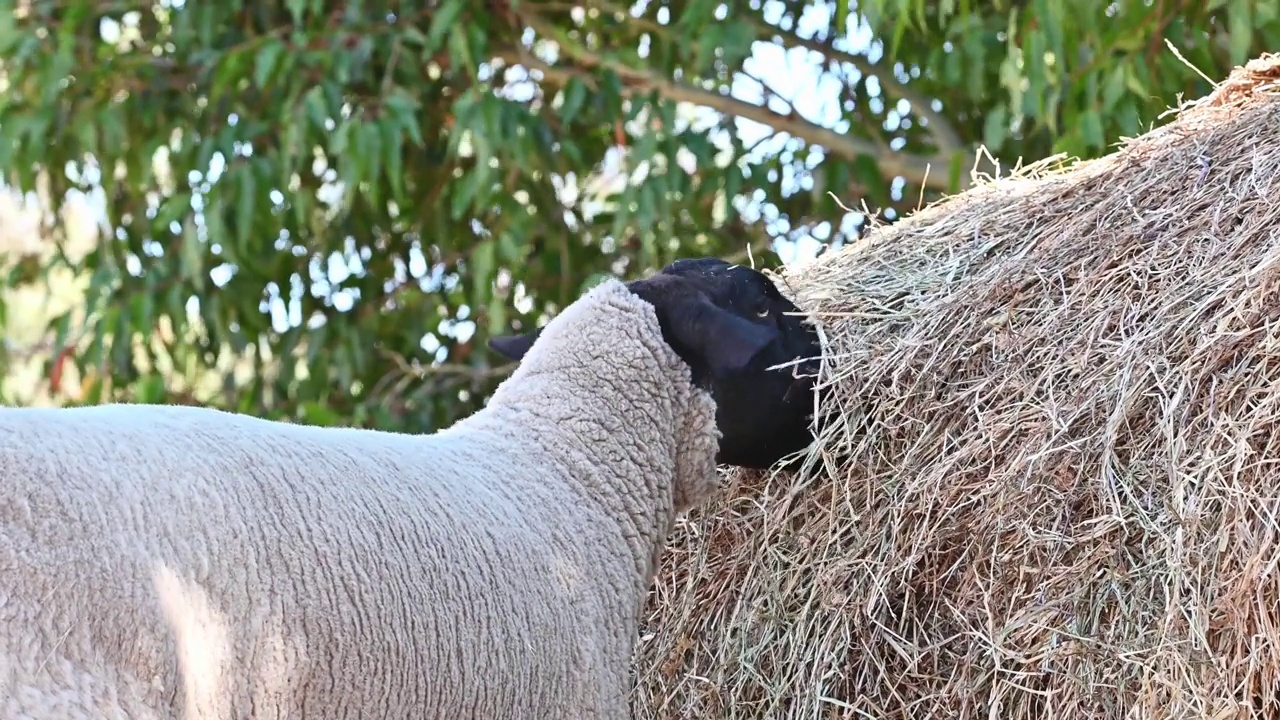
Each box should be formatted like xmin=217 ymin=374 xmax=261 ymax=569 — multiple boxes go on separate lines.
xmin=634 ymin=53 xmax=1280 ymax=720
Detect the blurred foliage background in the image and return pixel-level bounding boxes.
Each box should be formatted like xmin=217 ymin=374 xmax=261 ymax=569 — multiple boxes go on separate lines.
xmin=0 ymin=0 xmax=1274 ymax=429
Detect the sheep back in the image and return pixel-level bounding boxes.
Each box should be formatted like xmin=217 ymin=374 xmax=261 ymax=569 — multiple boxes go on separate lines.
xmin=1 ymin=277 xmax=724 ymax=720
xmin=0 ymin=404 xmax=629 ymax=718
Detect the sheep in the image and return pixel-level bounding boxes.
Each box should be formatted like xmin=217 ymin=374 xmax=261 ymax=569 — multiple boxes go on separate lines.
xmin=492 ymin=257 xmax=823 ymax=469
xmin=0 ymin=259 xmax=822 ymax=720
xmin=656 ymin=257 xmax=822 ymax=469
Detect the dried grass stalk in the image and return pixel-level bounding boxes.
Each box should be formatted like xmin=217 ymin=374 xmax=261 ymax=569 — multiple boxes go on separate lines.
xmin=634 ymin=53 xmax=1280 ymax=720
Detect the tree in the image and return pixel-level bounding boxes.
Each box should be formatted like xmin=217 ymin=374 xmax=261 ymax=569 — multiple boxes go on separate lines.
xmin=0 ymin=0 xmax=1274 ymax=425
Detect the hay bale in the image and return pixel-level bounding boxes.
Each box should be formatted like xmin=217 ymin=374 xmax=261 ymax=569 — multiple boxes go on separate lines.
xmin=636 ymin=54 xmax=1280 ymax=720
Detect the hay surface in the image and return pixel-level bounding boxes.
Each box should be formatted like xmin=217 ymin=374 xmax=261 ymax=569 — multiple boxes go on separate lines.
xmin=636 ymin=54 xmax=1280 ymax=719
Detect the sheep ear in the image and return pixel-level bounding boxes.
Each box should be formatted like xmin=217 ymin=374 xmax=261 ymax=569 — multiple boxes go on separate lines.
xmin=489 ymin=329 xmax=542 ymax=362
xmin=667 ymin=298 xmax=776 ymax=375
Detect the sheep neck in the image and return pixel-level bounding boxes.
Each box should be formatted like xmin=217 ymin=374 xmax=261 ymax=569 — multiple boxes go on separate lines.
xmin=477 ymin=342 xmax=692 ymax=588
xmin=469 ymin=280 xmax=720 ymax=593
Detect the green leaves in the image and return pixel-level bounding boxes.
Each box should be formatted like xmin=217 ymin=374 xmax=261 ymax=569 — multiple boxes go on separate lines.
xmin=234 ymin=161 xmax=258 ymax=256
xmin=0 ymin=0 xmax=1271 ymax=425
xmin=559 ymin=78 xmax=589 ymax=124
xmin=862 ymin=0 xmax=1272 ymax=168
xmin=253 ymin=39 xmax=287 ymax=90
xmin=834 ymin=0 xmax=852 ymax=35
xmin=425 ymin=0 xmax=467 ymax=57
xmin=1227 ymin=0 xmax=1254 ymax=66
xmin=982 ymin=104 xmax=1009 ymax=153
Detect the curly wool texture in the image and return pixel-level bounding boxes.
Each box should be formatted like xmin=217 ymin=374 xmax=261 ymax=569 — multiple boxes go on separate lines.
xmin=0 ymin=278 xmax=721 ymax=720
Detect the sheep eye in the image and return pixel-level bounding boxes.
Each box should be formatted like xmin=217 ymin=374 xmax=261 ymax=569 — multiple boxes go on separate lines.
xmin=754 ymin=306 xmax=770 ymax=318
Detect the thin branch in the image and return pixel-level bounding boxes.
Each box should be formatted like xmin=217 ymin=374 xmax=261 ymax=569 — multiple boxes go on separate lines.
xmin=582 ymin=0 xmax=967 ymax=156
xmin=724 ymin=237 xmax=775 ymax=266
xmin=502 ymin=24 xmax=968 ymax=192
xmin=743 ymin=15 xmax=967 ymax=154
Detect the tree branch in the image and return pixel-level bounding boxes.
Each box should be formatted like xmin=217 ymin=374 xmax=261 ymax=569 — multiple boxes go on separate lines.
xmin=582 ymin=0 xmax=966 ymax=155
xmin=502 ymin=23 xmax=968 ymax=193
xmin=742 ymin=15 xmax=967 ymax=155
xmin=723 ymin=236 xmax=775 ymax=266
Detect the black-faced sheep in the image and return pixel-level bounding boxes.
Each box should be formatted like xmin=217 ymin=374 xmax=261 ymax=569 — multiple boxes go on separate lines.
xmin=659 ymin=256 xmax=822 ymax=468
xmin=491 ymin=257 xmax=823 ymax=469
xmin=0 ymin=258 xmax=822 ymax=719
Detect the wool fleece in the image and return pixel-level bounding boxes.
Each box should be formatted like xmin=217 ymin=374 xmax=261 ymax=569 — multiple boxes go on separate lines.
xmin=0 ymin=278 xmax=721 ymax=720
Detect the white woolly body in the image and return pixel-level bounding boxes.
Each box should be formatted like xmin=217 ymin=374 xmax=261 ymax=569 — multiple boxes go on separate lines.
xmin=0 ymin=279 xmax=721 ymax=720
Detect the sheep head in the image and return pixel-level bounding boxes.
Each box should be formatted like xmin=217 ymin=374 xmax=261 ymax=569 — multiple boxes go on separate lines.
xmin=658 ymin=257 xmax=822 ymax=470
xmin=488 ymin=257 xmax=823 ymax=471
